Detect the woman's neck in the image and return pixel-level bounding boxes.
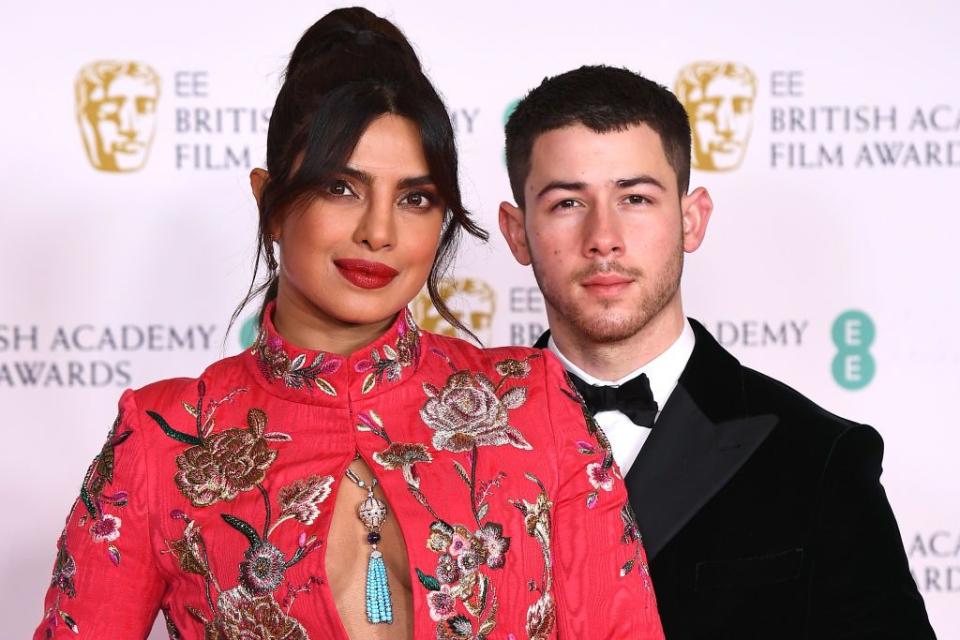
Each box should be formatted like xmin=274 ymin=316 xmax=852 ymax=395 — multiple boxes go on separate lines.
xmin=271 ymin=288 xmax=396 ymax=356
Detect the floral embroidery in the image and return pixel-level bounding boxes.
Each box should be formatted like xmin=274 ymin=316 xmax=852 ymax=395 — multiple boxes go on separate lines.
xmin=365 ymin=357 xmax=533 ymax=640
xmin=206 ymin=586 xmax=309 ymax=640
xmin=617 ymin=504 xmax=651 ymax=583
xmin=148 ymin=383 xmax=292 ymax=508
xmin=562 ymin=375 xmax=620 ymax=510
xmin=42 ymin=412 xmax=133 ymax=637
xmin=355 ymin=308 xmax=421 ymax=394
xmin=420 ymin=353 xmax=539 ymax=453
xmin=253 ymin=332 xmax=342 ymax=396
xmin=562 ymin=376 xmax=651 ymax=586
xmin=152 ymin=383 xmax=333 ymax=638
xmin=276 ymin=475 xmax=334 ymax=527
xmin=360 ymin=410 xmax=433 ymax=488
xmin=511 ymin=474 xmax=556 ymax=640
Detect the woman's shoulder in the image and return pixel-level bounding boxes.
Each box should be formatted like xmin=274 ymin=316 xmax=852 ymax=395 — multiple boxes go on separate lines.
xmin=420 ymin=330 xmax=566 ymax=380
xmin=127 ymin=352 xmax=251 ymax=414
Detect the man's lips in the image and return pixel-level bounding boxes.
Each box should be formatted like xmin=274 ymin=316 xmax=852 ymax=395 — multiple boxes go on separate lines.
xmin=333 ymin=259 xmax=399 ymax=290
xmin=580 ymin=273 xmax=634 ymax=297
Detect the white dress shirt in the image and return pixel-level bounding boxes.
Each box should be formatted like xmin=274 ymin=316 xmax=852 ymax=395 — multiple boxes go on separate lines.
xmin=548 ymin=320 xmax=696 ymax=475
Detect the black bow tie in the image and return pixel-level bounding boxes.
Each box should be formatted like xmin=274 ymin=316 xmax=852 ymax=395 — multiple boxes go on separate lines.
xmin=567 ymin=372 xmax=659 ymax=426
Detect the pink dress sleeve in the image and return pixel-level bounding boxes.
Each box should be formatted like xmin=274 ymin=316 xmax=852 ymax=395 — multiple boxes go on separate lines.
xmin=35 ymin=389 xmax=166 ymax=639
xmin=541 ymin=352 xmax=664 ymax=639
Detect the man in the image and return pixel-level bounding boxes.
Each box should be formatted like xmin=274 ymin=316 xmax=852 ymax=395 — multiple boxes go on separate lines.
xmin=498 ymin=65 xmax=934 ymax=638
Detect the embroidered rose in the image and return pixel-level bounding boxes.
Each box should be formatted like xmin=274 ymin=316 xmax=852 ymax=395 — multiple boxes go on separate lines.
xmin=239 ymin=542 xmax=287 ymax=596
xmin=421 ymin=371 xmax=531 ymax=452
xmin=586 ymin=461 xmax=615 ymax=492
xmin=277 ymin=475 xmax=334 ymax=526
xmin=427 ymin=586 xmax=457 ymax=622
xmin=89 ymin=514 xmax=122 ymax=543
xmin=476 ymin=522 xmax=510 ymax=569
xmin=174 ymin=409 xmax=278 ymax=507
xmin=205 ymin=586 xmax=308 ymax=640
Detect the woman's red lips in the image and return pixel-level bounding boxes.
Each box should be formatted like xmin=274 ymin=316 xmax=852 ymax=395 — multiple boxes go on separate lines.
xmin=334 ymin=259 xmax=399 ymax=289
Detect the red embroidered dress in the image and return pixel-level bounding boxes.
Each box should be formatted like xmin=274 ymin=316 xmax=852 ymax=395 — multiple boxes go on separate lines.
xmin=36 ymin=305 xmax=664 ymax=639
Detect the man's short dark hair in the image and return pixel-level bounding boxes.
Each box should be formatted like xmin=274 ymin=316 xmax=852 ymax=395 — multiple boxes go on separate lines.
xmin=505 ymin=65 xmax=692 ymax=208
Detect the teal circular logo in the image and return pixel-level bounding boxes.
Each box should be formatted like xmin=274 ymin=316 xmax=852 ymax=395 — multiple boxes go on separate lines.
xmin=831 ymin=310 xmax=876 ymax=390
xmin=503 ymin=99 xmax=520 ymax=126
xmin=239 ymin=315 xmax=259 ymax=350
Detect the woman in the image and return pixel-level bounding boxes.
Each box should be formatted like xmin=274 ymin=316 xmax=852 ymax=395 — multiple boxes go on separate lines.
xmin=35 ymin=8 xmax=663 ymax=639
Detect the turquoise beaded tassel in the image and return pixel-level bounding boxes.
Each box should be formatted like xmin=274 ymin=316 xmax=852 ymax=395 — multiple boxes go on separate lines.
xmin=365 ymin=549 xmax=393 ymax=624
xmin=346 ymin=466 xmax=394 ymax=625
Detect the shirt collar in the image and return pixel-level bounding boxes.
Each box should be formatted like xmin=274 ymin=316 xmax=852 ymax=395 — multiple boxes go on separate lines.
xmin=245 ymin=300 xmax=423 ymax=404
xmin=548 ymin=319 xmax=696 ymax=412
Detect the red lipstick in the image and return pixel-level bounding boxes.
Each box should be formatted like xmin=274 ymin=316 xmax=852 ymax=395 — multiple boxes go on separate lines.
xmin=333 ymin=259 xmax=399 ymax=290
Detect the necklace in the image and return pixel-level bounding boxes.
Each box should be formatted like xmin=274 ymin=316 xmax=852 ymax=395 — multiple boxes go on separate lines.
xmin=343 ymin=466 xmax=393 ymax=624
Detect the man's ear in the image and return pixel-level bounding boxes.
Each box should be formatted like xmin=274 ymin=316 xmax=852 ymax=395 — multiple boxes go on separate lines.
xmin=680 ymin=186 xmax=713 ymax=253
xmin=498 ymin=201 xmax=532 ymax=266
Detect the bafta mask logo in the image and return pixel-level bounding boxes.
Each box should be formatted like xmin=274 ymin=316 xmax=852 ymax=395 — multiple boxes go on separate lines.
xmin=75 ymin=61 xmax=161 ymax=172
xmin=675 ymin=62 xmax=757 ymax=171
xmin=412 ymin=278 xmax=496 ymax=345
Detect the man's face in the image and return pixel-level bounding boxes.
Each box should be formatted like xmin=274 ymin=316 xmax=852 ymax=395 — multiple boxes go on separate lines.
xmin=689 ymin=74 xmax=754 ymax=171
xmin=83 ymin=74 xmax=159 ymax=171
xmin=507 ymin=123 xmax=687 ymax=344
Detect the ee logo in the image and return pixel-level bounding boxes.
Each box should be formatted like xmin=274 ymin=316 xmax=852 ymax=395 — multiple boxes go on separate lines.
xmin=831 ymin=310 xmax=875 ymax=390
xmin=239 ymin=315 xmax=259 ymax=350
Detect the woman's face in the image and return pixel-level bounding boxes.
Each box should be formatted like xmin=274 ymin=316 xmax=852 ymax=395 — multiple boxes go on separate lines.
xmin=271 ymin=114 xmax=444 ymax=329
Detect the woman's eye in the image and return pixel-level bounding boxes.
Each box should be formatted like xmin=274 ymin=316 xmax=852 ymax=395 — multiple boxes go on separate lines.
xmin=400 ymin=192 xmax=434 ymax=209
xmin=327 ymin=180 xmax=355 ymax=197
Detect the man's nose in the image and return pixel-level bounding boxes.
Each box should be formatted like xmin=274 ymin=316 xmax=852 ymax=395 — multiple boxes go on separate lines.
xmin=582 ymin=202 xmax=624 ymax=258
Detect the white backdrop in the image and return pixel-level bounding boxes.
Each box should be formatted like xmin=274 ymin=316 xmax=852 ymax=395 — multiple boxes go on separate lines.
xmin=2 ymin=1 xmax=958 ymax=637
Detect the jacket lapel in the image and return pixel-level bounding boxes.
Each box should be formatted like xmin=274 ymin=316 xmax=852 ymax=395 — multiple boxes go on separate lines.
xmin=532 ymin=330 xmax=550 ymax=349
xmin=624 ymin=320 xmax=778 ymax=559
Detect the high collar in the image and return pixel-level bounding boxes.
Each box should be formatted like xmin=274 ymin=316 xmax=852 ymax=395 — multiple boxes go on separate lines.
xmin=244 ymin=301 xmax=423 ymax=404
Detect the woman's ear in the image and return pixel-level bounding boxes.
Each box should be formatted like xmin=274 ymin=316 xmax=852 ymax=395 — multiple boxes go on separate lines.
xmin=250 ymin=168 xmax=269 ymax=209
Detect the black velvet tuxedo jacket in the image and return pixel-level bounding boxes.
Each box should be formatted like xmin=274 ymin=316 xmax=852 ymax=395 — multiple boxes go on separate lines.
xmin=535 ymin=320 xmax=934 ymax=639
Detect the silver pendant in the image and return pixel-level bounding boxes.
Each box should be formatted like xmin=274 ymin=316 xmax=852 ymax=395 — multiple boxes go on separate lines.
xmin=358 ymin=492 xmax=387 ymax=531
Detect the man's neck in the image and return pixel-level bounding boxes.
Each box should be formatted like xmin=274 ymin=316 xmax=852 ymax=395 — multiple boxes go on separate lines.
xmin=548 ymin=301 xmax=686 ymax=381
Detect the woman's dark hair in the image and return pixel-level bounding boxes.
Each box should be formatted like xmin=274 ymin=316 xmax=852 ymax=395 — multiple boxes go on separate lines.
xmin=229 ymin=7 xmax=487 ymax=341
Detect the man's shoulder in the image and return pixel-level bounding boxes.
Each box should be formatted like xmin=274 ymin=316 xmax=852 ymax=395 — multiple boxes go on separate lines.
xmin=739 ymin=365 xmax=880 ymax=457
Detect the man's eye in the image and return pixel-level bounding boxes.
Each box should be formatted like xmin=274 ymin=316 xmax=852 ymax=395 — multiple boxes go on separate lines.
xmin=625 ymin=195 xmax=648 ymax=205
xmin=554 ymin=199 xmax=579 ymax=210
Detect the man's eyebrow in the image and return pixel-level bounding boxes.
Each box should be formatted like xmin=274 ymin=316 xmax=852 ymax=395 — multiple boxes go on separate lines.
xmin=617 ymin=175 xmax=666 ymax=191
xmin=536 ymin=180 xmax=587 ymax=200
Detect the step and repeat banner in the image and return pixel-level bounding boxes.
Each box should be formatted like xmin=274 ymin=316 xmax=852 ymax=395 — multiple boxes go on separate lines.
xmin=2 ymin=1 xmax=958 ymax=637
